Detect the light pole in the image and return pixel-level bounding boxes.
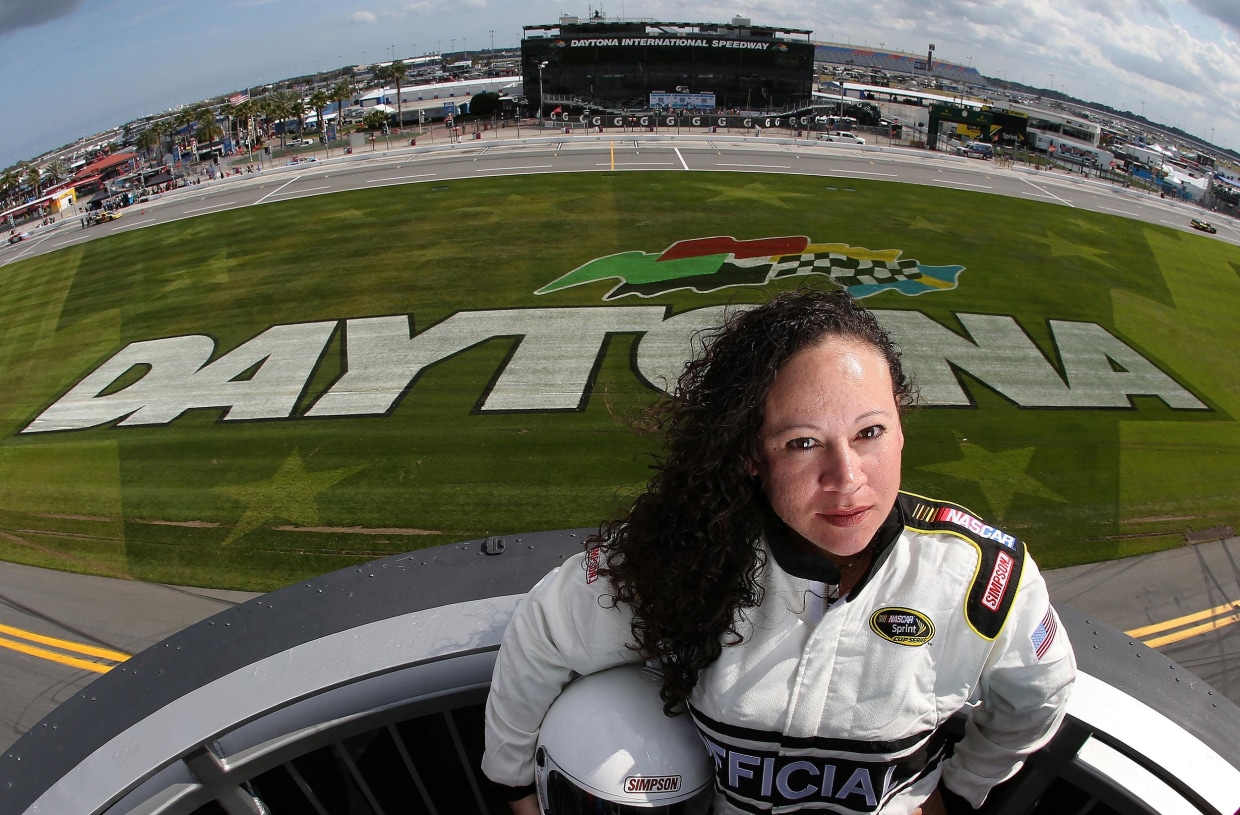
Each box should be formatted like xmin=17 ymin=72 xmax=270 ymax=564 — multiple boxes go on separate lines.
xmin=490 ymin=30 xmax=495 ymax=53
xmin=1048 ymin=73 xmax=1055 ymax=95
xmin=538 ymin=60 xmax=548 ymax=127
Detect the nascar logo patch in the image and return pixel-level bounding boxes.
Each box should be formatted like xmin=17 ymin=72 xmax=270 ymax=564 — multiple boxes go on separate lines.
xmin=870 ymin=607 xmax=935 ymax=646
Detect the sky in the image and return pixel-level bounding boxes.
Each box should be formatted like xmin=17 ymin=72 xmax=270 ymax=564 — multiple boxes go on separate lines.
xmin=3 ymin=0 xmax=1240 ymax=170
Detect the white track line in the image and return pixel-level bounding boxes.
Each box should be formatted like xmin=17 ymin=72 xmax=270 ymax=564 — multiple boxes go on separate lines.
xmin=827 ymin=169 xmax=898 ymax=178
xmin=1097 ymin=206 xmax=1143 ymax=218
xmin=255 ymin=177 xmax=300 ymax=204
xmin=265 ymin=185 xmax=330 ymax=196
xmin=367 ymin=173 xmax=436 ymax=183
xmin=930 ymin=178 xmax=993 ymax=189
xmin=1021 ymin=177 xmax=1075 ymax=207
xmin=185 ymin=202 xmax=237 ymax=214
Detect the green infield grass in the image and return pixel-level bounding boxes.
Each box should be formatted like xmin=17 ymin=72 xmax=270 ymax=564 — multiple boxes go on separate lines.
xmin=0 ymin=171 xmax=1236 ymax=590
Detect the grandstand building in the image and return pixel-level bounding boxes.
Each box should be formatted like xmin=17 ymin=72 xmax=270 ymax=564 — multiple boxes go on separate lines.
xmin=521 ymin=15 xmax=815 ymax=115
xmin=813 ymin=44 xmax=984 ymax=87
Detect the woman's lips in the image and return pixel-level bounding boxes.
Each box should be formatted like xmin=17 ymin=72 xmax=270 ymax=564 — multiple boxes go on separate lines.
xmin=820 ymin=507 xmax=870 ymax=527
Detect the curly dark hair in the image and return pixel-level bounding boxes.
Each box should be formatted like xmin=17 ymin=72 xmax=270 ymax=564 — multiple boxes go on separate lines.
xmin=594 ymin=286 xmax=916 ymax=713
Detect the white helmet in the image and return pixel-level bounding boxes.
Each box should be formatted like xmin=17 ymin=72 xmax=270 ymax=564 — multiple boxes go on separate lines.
xmin=535 ymin=664 xmax=714 ymax=814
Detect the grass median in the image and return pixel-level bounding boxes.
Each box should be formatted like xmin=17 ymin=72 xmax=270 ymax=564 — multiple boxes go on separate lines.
xmin=0 ymin=171 xmax=1235 ymax=590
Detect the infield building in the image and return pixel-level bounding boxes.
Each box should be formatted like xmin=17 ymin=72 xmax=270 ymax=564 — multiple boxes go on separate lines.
xmin=521 ymin=15 xmax=815 ymax=116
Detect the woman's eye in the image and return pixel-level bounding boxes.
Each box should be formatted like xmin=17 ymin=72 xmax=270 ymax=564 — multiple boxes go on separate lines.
xmin=858 ymin=425 xmax=886 ymax=441
xmin=787 ymin=437 xmax=816 ymax=450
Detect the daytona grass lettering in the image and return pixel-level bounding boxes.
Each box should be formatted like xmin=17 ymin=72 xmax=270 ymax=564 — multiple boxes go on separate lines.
xmin=23 ymin=306 xmax=1207 ymax=435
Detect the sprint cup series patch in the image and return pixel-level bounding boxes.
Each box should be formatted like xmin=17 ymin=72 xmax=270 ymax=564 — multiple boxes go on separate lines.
xmin=870 ymin=607 xmax=935 ymax=646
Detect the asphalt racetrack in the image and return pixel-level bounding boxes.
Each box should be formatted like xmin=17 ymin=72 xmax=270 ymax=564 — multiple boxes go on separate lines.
xmin=1 ymin=134 xmax=1237 ymax=752
xmin=7 ymin=134 xmax=1240 ymax=268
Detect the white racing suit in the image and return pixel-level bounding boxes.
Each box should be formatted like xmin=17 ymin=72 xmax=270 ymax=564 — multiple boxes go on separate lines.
xmin=482 ymin=492 xmax=1076 ymax=813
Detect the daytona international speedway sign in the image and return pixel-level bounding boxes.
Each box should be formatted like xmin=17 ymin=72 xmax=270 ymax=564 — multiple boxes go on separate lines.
xmin=23 ymin=236 xmax=1205 ymax=434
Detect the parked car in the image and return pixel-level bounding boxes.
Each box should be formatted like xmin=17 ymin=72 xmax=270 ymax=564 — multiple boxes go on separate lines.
xmin=963 ymin=142 xmax=994 ymax=159
xmin=1190 ymin=218 xmax=1217 ymax=233
xmin=819 ymin=131 xmax=866 ymax=144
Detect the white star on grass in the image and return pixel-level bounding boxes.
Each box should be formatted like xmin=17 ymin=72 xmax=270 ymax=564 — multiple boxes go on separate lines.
xmin=918 ymin=438 xmax=1067 ymax=519
xmin=216 ymin=449 xmax=365 ymax=546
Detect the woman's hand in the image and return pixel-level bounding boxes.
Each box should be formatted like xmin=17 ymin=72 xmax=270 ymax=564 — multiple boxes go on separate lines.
xmin=509 ymin=793 xmax=541 ymax=815
xmin=911 ymin=785 xmax=946 ymax=815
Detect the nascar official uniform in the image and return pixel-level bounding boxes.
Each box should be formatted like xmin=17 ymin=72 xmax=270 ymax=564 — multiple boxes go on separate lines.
xmin=482 ymin=492 xmax=1076 ymax=814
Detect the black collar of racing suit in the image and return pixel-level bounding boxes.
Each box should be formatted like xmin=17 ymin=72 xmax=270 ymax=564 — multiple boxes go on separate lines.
xmin=763 ymin=497 xmax=904 ymax=601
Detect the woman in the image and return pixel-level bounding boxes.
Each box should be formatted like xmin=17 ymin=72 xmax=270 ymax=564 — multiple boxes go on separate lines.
xmin=483 ymin=287 xmax=1075 ymax=814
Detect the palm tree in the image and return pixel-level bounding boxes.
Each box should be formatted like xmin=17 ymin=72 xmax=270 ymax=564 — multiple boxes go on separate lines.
xmin=263 ymin=92 xmax=298 ymax=147
xmin=220 ymin=102 xmax=237 ymax=146
xmin=195 ymin=108 xmax=225 ymax=147
xmin=172 ymin=108 xmax=197 ymax=152
xmin=308 ymin=90 xmax=330 ymax=137
xmin=375 ymin=60 xmax=407 ymax=130
xmin=276 ymin=90 xmax=308 ymax=140
xmin=1 ymin=168 xmax=21 ymax=208
xmin=44 ymin=159 xmax=69 ymax=185
xmin=135 ymin=128 xmax=162 ymax=162
xmin=233 ymin=99 xmax=257 ymax=150
xmin=330 ymin=79 xmax=354 ymax=132
xmin=150 ymin=121 xmax=170 ymax=159
xmin=25 ymin=165 xmax=41 ymax=197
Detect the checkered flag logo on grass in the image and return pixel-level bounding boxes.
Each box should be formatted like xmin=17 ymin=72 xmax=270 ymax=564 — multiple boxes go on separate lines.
xmin=536 ymin=236 xmax=965 ymax=300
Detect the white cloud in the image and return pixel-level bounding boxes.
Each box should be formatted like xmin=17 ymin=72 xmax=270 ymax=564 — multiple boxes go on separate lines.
xmin=352 ymin=9 xmax=378 ymax=23
xmin=1186 ymin=0 xmax=1240 ymax=37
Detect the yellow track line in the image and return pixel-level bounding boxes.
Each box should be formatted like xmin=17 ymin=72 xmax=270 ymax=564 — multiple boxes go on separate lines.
xmin=0 ymin=621 xmax=130 ymax=674
xmin=0 ymin=636 xmax=116 ymax=674
xmin=1140 ymin=609 xmax=1240 ymax=649
xmin=0 ymin=622 xmax=130 ymax=662
xmin=1126 ymin=599 xmax=1240 ymax=637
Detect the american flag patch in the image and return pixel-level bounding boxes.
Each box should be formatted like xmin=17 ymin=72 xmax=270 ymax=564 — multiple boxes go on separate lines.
xmin=1031 ymin=607 xmax=1058 ymax=660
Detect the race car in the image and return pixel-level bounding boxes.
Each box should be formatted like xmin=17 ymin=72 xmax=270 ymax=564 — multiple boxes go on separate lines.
xmin=6 ymin=230 xmax=31 ymax=244
xmin=97 ymin=210 xmax=123 ymax=222
xmin=1190 ymin=218 xmax=1217 ymax=234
